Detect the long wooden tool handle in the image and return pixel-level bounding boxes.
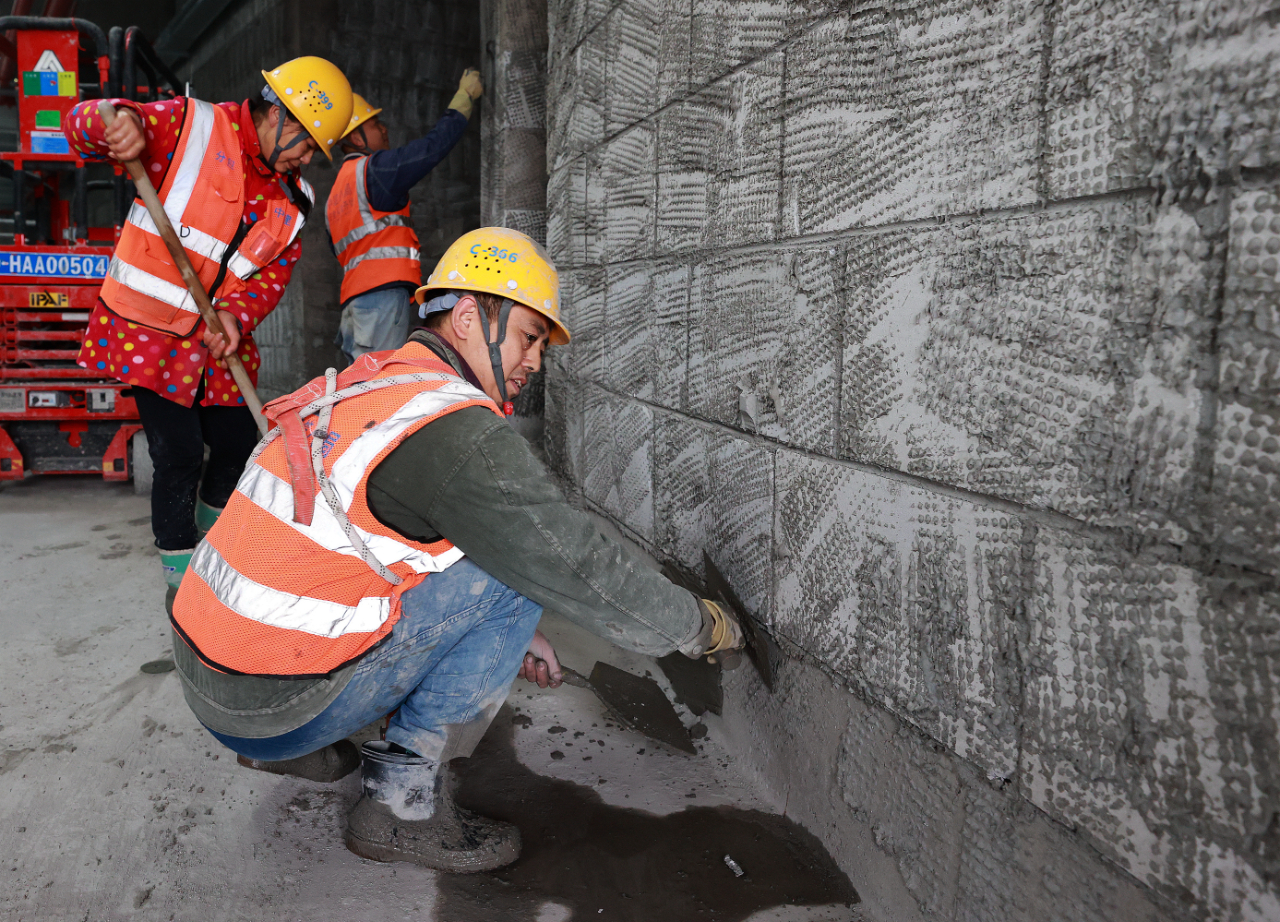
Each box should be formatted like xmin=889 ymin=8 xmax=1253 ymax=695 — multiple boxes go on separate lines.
xmin=97 ymin=100 xmax=268 ymax=436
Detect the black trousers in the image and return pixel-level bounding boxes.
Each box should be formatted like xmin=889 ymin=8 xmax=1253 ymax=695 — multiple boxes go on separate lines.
xmin=133 ymin=383 xmax=259 ymax=550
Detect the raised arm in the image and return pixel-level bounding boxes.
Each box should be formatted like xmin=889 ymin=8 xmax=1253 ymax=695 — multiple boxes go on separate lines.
xmin=361 ymin=70 xmax=481 ymax=212
xmin=65 ymin=98 xmax=188 ymax=183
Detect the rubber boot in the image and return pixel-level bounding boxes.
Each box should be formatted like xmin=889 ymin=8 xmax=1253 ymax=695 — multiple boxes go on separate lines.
xmin=237 ymin=740 xmax=360 ymax=783
xmin=158 ymin=548 xmax=194 ymax=590
xmin=194 ymin=498 xmax=223 ymax=536
xmin=344 ymin=741 xmax=520 ymax=872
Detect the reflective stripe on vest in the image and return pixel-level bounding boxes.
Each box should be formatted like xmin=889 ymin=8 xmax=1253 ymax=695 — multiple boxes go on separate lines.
xmin=190 ymin=540 xmax=392 ymax=638
xmin=171 ymin=345 xmax=500 ymax=677
xmin=100 ymin=99 xmax=310 ymax=334
xmin=326 ymin=155 xmax=420 ymax=304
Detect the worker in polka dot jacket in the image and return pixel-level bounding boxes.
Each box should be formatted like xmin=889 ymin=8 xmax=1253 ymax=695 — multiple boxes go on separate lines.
xmin=64 ymin=56 xmax=354 ymax=596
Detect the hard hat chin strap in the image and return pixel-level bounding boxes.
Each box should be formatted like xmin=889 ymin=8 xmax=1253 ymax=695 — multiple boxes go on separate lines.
xmin=261 ymin=105 xmax=311 ymax=170
xmin=477 ymin=298 xmax=516 ymax=416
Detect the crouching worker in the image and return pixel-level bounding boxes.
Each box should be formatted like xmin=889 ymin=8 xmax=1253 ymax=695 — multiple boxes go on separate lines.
xmin=169 ymin=227 xmax=745 ymax=872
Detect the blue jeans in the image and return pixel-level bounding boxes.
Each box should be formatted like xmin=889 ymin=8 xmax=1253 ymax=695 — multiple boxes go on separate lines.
xmin=336 ymin=287 xmax=415 ymax=363
xmin=208 ymin=559 xmax=542 ymax=762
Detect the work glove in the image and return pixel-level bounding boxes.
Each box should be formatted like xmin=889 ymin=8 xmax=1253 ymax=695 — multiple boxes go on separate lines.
xmin=449 ymin=68 xmax=483 ymax=118
xmin=682 ymin=599 xmax=745 ymax=669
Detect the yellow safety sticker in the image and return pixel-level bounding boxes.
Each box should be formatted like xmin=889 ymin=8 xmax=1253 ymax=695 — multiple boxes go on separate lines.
xmin=28 ymin=291 xmax=69 ymax=307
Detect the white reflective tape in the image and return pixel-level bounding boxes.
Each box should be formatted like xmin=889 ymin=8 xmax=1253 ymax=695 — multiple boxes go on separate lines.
xmin=107 ymin=256 xmax=197 ymax=313
xmin=127 ymin=200 xmax=232 ymax=265
xmin=160 ymin=100 xmax=215 ymax=227
xmin=343 ymin=246 xmax=420 ymax=272
xmin=354 ymin=157 xmax=375 ymax=225
xmin=229 ymin=381 xmax=486 ymax=576
xmin=226 ymin=252 xmax=258 ymax=281
xmin=225 ymin=204 xmax=307 ymax=283
xmin=191 ymin=542 xmax=391 ymax=638
xmin=235 ymin=462 xmax=465 ymax=575
xmin=334 ymin=215 xmax=412 ymax=255
xmin=327 ymin=382 xmax=489 ymax=509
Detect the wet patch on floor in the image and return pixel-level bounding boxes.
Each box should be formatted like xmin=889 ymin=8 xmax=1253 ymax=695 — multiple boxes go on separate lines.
xmin=441 ymin=708 xmax=858 ymax=921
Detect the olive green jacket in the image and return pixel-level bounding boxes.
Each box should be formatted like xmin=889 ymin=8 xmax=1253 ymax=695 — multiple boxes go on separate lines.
xmin=174 ymin=331 xmax=701 ymax=737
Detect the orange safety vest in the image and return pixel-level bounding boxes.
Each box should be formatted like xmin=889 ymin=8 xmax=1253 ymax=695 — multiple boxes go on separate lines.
xmin=171 ymin=341 xmax=500 ymax=678
xmin=100 ymin=99 xmax=313 ymax=336
xmin=325 ymin=154 xmax=421 ymax=305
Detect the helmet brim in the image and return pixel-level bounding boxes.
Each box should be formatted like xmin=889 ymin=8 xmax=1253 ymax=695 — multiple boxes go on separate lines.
xmin=414 ymin=285 xmax=570 ymax=346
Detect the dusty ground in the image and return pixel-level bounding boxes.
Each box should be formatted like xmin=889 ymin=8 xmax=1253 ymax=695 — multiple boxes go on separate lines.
xmin=0 ymin=477 xmax=861 ymax=921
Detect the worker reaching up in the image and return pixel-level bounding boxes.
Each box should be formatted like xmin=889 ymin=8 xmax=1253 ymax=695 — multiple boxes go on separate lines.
xmin=170 ymin=227 xmax=746 ymax=872
xmin=66 ymin=57 xmax=353 ymax=594
xmin=326 ymin=69 xmax=483 ymax=363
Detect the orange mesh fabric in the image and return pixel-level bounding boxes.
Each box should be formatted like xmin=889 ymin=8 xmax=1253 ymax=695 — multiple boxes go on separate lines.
xmin=170 ymin=341 xmax=488 ymax=677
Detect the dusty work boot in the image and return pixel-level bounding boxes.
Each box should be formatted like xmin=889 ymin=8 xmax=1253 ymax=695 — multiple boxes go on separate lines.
xmin=344 ymin=741 xmax=520 ymax=872
xmin=237 ymin=740 xmax=360 ymax=783
xmin=194 ymin=499 xmax=223 ymax=536
xmin=158 ymin=547 xmax=194 ymax=590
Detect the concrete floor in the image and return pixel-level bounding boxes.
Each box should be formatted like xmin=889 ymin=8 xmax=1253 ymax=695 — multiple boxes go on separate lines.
xmin=0 ymin=476 xmax=861 ymax=921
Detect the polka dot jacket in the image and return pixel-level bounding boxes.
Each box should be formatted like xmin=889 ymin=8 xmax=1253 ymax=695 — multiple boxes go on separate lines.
xmin=66 ymin=97 xmax=303 ymax=408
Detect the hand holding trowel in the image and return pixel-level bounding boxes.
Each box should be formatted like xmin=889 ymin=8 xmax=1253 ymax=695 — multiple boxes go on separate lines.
xmin=517 ymin=557 xmax=769 ymax=754
xmin=700 ymin=552 xmax=779 ymax=691
xmin=518 ymin=629 xmax=698 ymax=754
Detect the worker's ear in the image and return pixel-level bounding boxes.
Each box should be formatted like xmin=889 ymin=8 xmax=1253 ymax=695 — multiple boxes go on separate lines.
xmin=450 ymin=295 xmax=479 ymax=341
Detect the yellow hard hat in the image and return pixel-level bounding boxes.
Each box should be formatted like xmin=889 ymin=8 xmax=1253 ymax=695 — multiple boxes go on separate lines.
xmin=416 ymin=227 xmax=568 ymax=345
xmin=261 ymin=56 xmax=353 ymax=160
xmin=342 ymin=93 xmax=382 ymax=140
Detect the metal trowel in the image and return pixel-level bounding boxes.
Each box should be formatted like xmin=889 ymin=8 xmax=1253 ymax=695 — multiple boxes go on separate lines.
xmin=560 ymin=662 xmax=696 ymax=754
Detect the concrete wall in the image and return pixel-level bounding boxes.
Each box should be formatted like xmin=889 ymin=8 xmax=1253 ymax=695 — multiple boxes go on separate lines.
xmin=180 ymin=0 xmax=482 ymax=397
xmin=481 ymin=0 xmax=550 ymax=432
xmin=542 ymin=1 xmax=1280 ymax=920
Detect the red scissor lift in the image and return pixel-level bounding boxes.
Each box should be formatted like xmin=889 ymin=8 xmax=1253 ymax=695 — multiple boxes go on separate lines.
xmin=0 ymin=17 xmax=179 ymax=486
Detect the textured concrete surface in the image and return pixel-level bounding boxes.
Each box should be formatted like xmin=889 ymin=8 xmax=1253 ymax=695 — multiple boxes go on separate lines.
xmin=543 ymin=0 xmax=1280 ymax=920
xmin=481 ymin=0 xmax=552 ymax=432
xmin=0 ymin=478 xmax=855 ymax=921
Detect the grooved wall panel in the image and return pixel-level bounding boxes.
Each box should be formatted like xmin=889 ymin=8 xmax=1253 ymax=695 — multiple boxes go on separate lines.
xmin=555 ymin=266 xmax=608 ymax=387
xmin=1215 ymin=183 xmax=1280 ymax=574
xmin=602 ymin=0 xmax=692 ymax=129
xmin=545 ymin=0 xmax=1280 ymax=918
xmin=1049 ymin=2 xmax=1280 ymax=200
xmin=547 ymin=37 xmax=607 ymax=165
xmin=656 ymin=54 xmax=783 ymax=251
xmin=546 ymin=155 xmax=588 ymax=264
xmin=840 ymin=201 xmax=1212 ymax=543
xmin=580 ymin=386 xmax=656 ymax=539
xmin=689 ymin=0 xmax=790 ymax=87
xmin=685 ymin=248 xmax=840 ymax=453
xmin=548 ymin=0 xmax=613 ymax=65
xmin=775 ymin=452 xmax=1025 ymax=781
xmin=652 ymin=413 xmax=774 ymax=618
xmin=1021 ymin=527 xmax=1280 ymax=920
xmin=545 ymin=369 xmax=585 ymax=485
xmin=781 ymin=3 xmax=1042 ymax=234
xmin=601 ymin=124 xmax=657 ymax=260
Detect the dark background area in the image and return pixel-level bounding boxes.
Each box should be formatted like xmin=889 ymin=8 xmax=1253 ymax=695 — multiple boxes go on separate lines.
xmin=42 ymin=0 xmax=483 ymax=392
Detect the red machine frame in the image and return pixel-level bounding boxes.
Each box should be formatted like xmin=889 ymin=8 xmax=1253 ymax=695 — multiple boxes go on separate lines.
xmin=0 ymin=17 xmax=175 ymax=482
